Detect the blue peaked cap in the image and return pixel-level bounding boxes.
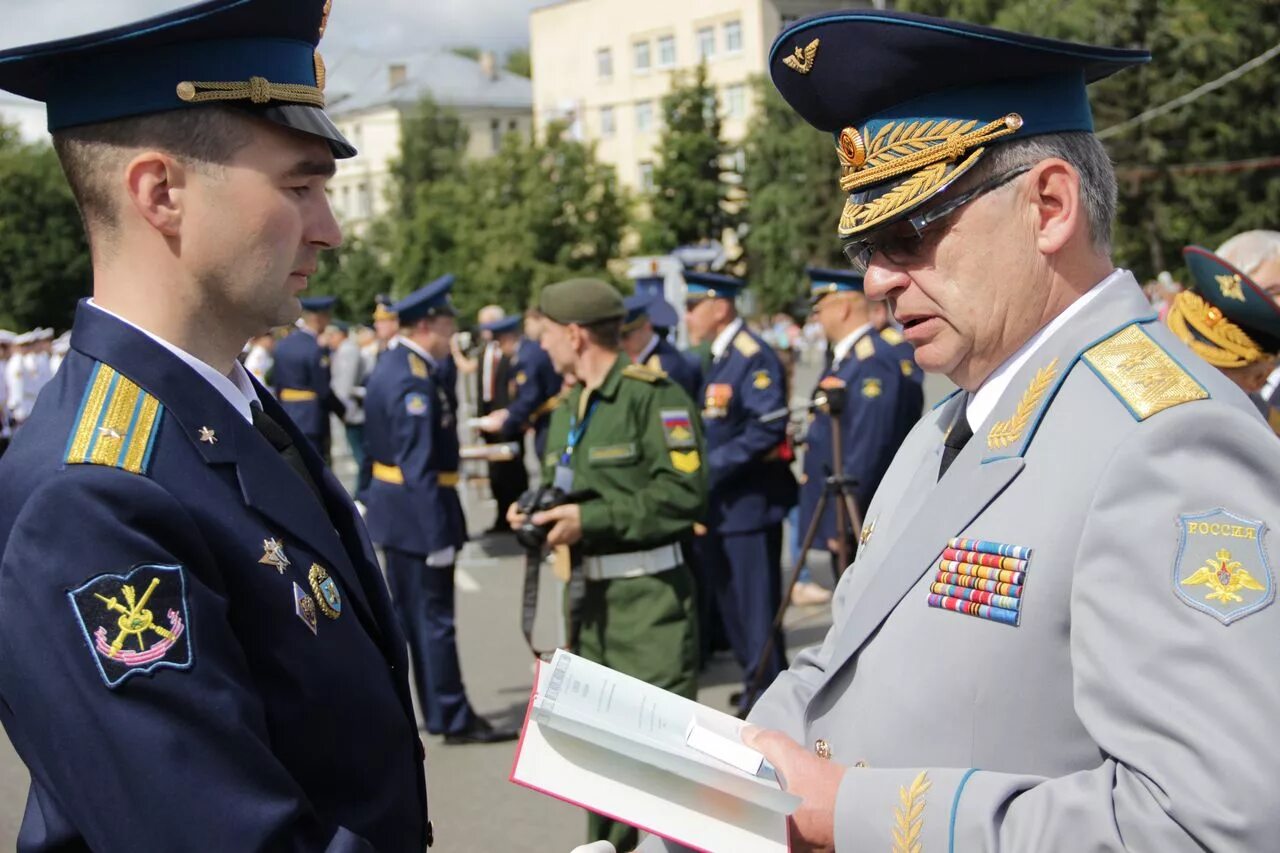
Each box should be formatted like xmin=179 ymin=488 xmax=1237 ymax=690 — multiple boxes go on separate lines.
xmin=622 ymin=293 xmax=680 ymax=331
xmin=299 ymin=295 xmax=337 ymax=312
xmin=769 ymin=10 xmax=1148 ymax=238
xmin=479 ymin=315 xmax=521 ymax=335
xmin=394 ymin=275 xmax=456 ymax=324
xmin=806 ymin=266 xmax=864 ymax=302
xmin=0 ymin=0 xmax=354 ymax=158
xmin=684 ymin=271 xmax=745 ymax=302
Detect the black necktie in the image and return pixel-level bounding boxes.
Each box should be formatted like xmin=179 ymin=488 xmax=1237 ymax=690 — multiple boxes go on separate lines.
xmin=939 ymin=396 xmax=973 ymax=480
xmin=251 ymin=402 xmax=325 ymax=503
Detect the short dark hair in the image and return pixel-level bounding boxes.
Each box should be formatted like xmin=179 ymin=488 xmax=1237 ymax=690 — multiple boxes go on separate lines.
xmin=583 ymin=319 xmax=622 ymax=349
xmin=51 ymin=106 xmax=254 ymax=241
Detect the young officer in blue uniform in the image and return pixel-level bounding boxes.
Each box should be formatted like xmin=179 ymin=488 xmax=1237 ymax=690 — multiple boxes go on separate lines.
xmin=359 ymin=276 xmax=517 ymax=746
xmin=272 ymin=294 xmax=345 ymax=459
xmin=621 ymin=293 xmax=702 ymax=401
xmin=799 ymin=268 xmax=921 ymax=570
xmin=479 ymin=313 xmax=562 ymax=458
xmin=0 ymin=2 xmax=431 ymax=849
xmin=683 ymin=271 xmax=798 ymax=714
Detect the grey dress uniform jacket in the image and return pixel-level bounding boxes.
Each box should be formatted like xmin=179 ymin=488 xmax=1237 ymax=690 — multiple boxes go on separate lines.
xmin=647 ymin=272 xmax=1280 ymax=851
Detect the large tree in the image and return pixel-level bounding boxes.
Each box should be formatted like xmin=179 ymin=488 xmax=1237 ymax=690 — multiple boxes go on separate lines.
xmin=897 ymin=0 xmax=1280 ymax=281
xmin=740 ymin=77 xmax=846 ymax=315
xmin=0 ymin=128 xmax=91 ymax=330
xmin=639 ymin=64 xmax=735 ymax=253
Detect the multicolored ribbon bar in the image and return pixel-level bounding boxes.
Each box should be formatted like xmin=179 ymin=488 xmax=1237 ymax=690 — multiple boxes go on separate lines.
xmin=941 ymin=547 xmax=1027 ymax=572
xmin=948 ymin=538 xmax=1032 ymax=561
xmin=935 ymin=571 xmax=1023 ymax=598
xmin=929 ymin=582 xmax=1020 ymax=612
xmin=938 ymin=559 xmax=1024 ymax=586
xmin=930 ymin=537 xmax=1032 ymax=626
xmin=928 ymin=593 xmax=1020 ymax=626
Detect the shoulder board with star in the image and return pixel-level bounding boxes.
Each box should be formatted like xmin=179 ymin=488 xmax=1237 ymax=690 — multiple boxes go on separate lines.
xmin=879 ymin=327 xmax=905 ymax=345
xmin=733 ymin=331 xmax=761 ymax=358
xmin=408 ymin=352 xmax=428 ymax=379
xmin=623 ymin=364 xmax=663 ymax=383
xmin=1083 ymin=324 xmax=1208 ymax=421
xmin=64 ymin=362 xmax=165 ymax=476
xmin=855 ymin=336 xmax=876 ymax=361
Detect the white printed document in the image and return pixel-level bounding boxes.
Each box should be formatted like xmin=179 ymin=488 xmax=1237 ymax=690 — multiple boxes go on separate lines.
xmin=509 ymin=650 xmax=796 ymax=853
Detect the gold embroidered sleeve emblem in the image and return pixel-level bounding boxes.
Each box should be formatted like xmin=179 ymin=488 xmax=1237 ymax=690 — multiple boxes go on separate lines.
xmin=1182 ymin=548 xmax=1266 ymax=603
xmin=987 ymin=358 xmax=1059 ymax=450
xmin=892 ymin=771 xmax=932 ymax=853
xmin=782 ymin=39 xmax=819 ymax=74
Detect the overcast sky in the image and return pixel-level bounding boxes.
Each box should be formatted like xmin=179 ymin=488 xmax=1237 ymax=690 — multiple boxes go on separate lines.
xmin=0 ymin=0 xmax=549 ymax=137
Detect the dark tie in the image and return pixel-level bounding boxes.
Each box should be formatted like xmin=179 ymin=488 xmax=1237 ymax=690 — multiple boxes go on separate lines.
xmin=939 ymin=396 xmax=973 ymax=480
xmin=251 ymin=402 xmax=325 ymax=503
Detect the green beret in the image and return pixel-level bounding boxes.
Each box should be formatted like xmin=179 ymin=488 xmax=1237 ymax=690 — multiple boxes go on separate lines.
xmin=539 ymin=279 xmax=626 ymax=325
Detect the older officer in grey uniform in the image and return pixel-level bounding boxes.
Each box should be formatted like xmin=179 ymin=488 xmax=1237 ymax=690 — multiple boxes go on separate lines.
xmin=639 ymin=10 xmax=1280 ymax=853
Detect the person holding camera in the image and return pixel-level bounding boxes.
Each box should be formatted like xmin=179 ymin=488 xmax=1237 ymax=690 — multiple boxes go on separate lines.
xmin=507 ymin=278 xmax=707 ymax=852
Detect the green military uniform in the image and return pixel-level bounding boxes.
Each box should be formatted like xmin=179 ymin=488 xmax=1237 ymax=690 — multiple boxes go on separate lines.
xmin=538 ymin=281 xmax=707 ymax=851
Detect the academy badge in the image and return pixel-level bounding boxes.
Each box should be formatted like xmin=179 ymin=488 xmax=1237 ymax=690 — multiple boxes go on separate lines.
xmin=753 ymin=370 xmax=772 ymax=390
xmin=1174 ymin=509 xmax=1273 ymax=624
xmin=294 ymin=582 xmax=318 ymax=635
xmin=405 ymin=392 xmax=429 ymax=416
xmin=309 ymin=564 xmax=342 ymax=620
xmin=704 ymin=384 xmax=732 ymax=419
xmin=862 ymin=378 xmax=882 ymax=398
xmin=258 ymin=537 xmax=290 ymax=574
xmin=67 ymin=564 xmax=192 ymax=689
xmin=661 ymin=409 xmax=696 ymax=449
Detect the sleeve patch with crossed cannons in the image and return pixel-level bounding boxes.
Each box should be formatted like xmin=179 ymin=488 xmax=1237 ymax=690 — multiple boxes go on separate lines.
xmin=67 ymin=564 xmax=193 ymax=689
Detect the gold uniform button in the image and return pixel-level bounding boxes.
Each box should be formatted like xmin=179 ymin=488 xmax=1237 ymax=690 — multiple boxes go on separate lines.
xmin=814 ymin=739 xmax=832 ymax=760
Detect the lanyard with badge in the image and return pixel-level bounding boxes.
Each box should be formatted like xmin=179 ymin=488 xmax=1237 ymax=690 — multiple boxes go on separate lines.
xmin=554 ymin=398 xmax=599 ymax=492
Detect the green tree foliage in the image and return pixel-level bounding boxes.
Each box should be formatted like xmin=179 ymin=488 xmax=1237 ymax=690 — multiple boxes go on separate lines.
xmin=309 ymin=231 xmax=394 ymax=323
xmin=504 ymin=49 xmax=532 ymax=79
xmin=388 ymin=95 xmax=468 ymax=219
xmin=0 ymin=127 xmax=91 ymax=330
xmin=897 ymin=0 xmax=1280 ymax=281
xmin=390 ymin=114 xmax=627 ymax=321
xmin=640 ymin=64 xmax=734 ymax=253
xmin=740 ymin=77 xmax=846 ymax=315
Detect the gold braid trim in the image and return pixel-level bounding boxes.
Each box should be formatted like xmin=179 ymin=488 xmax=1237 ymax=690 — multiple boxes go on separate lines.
xmin=1166 ymin=290 xmax=1264 ymax=368
xmin=987 ymin=358 xmax=1060 ymax=450
xmin=839 ymin=114 xmax=1023 ymax=194
xmin=892 ymin=771 xmax=932 ymax=853
xmin=176 ymin=76 xmax=325 ymax=108
xmin=839 ymin=151 xmax=983 ymax=236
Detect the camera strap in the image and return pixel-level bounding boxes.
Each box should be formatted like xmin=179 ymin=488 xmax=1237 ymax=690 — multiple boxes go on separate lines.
xmin=520 ymin=545 xmax=586 ymax=659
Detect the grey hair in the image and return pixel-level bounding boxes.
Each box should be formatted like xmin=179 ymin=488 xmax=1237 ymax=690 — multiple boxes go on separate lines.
xmin=1215 ymin=230 xmax=1280 ymax=276
xmin=961 ymin=131 xmax=1117 ymax=254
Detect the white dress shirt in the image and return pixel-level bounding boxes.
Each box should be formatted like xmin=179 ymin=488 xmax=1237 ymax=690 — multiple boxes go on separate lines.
xmin=710 ymin=318 xmax=745 ymax=362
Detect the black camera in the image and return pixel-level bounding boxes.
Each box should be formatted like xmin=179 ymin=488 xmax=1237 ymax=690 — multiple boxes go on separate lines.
xmin=514 ymin=486 xmax=571 ymax=550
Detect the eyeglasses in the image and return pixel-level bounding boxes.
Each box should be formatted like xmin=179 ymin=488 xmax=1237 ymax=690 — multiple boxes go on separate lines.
xmin=842 ymin=164 xmax=1033 ymax=275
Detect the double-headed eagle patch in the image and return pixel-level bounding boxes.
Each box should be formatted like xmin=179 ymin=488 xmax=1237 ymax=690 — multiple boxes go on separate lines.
xmin=1174 ymin=509 xmax=1273 ymax=624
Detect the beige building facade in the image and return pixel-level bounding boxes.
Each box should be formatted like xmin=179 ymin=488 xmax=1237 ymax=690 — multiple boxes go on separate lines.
xmin=327 ymin=51 xmax=534 ymax=232
xmin=529 ymin=0 xmax=864 ymax=191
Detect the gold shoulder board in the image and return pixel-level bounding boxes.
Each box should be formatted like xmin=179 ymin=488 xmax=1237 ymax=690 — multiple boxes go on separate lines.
xmin=855 ymin=336 xmax=876 ymax=361
xmin=65 ymin=362 xmax=165 ymax=476
xmin=408 ymin=353 xmax=428 ymax=378
xmin=1083 ymin=324 xmax=1208 ymax=421
xmin=880 ymin=327 xmax=905 ymax=345
xmin=733 ymin=331 xmax=761 ymax=358
xmin=623 ymin=364 xmax=662 ymax=383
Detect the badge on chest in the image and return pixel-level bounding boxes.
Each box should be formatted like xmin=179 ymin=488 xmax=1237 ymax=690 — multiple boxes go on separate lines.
xmin=703 ymin=384 xmax=733 ymax=419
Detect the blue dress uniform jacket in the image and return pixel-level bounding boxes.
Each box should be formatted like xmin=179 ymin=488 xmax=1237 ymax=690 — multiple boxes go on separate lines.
xmin=642 ymin=337 xmax=701 ymax=403
xmin=359 ymin=343 xmax=466 ymax=558
xmin=700 ymin=326 xmax=798 ymax=533
xmin=799 ymin=328 xmax=917 ymax=546
xmin=502 ymin=338 xmax=560 ymax=456
xmin=0 ymin=303 xmax=429 ymax=852
xmin=272 ymin=327 xmax=338 ymax=450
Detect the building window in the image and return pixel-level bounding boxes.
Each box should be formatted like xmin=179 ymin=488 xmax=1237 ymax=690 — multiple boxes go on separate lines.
xmin=491 ymin=118 xmax=502 ymax=153
xmin=596 ymin=47 xmax=613 ymax=79
xmin=358 ymin=182 xmax=372 ymax=218
xmin=724 ymin=20 xmax=743 ymax=54
xmin=633 ymin=41 xmax=651 ymax=73
xmin=726 ymin=83 xmax=747 ymax=119
xmin=639 ymin=162 xmax=655 ymax=192
xmin=600 ymin=106 xmax=616 ymax=138
xmin=657 ymin=35 xmax=676 ymax=68
xmin=703 ymin=92 xmax=717 ymax=124
xmin=635 ymin=101 xmax=654 ymax=132
xmin=696 ymin=26 xmax=715 ymax=60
